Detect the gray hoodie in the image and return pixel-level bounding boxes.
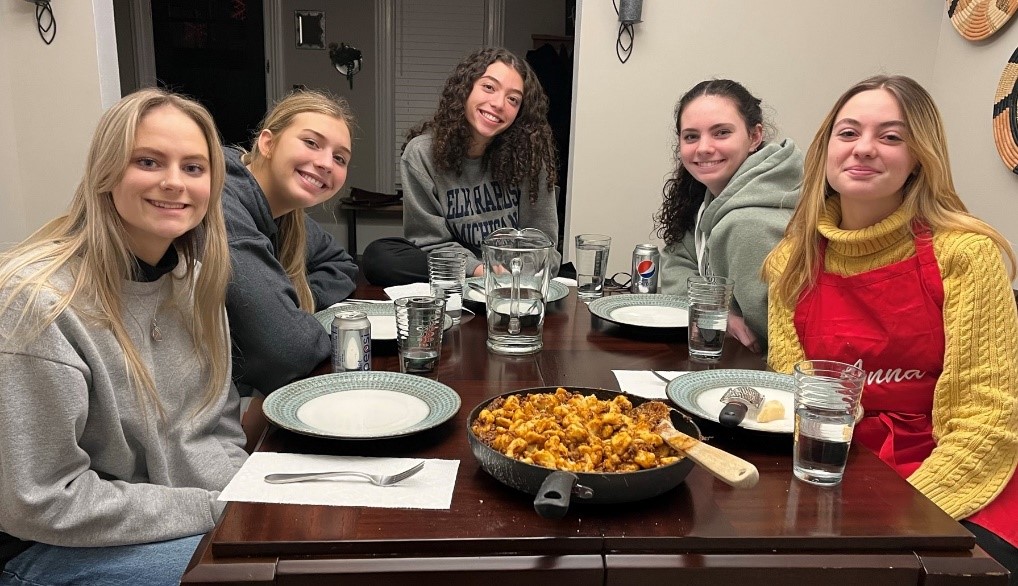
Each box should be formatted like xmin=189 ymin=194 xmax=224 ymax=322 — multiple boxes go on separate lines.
xmin=659 ymin=139 xmax=803 ymax=348
xmin=401 ymin=133 xmax=561 ymax=276
xmin=222 ymin=147 xmax=358 ymax=394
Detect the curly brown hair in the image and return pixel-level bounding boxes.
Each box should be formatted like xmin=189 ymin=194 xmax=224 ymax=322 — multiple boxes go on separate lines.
xmin=653 ymin=79 xmax=765 ymax=245
xmin=407 ymin=47 xmax=556 ymax=203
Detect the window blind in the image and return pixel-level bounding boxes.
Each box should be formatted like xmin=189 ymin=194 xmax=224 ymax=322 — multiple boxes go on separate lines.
xmin=392 ymin=0 xmax=486 ymax=190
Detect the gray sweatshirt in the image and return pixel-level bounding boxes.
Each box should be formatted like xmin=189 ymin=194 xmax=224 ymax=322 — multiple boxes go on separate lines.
xmin=0 ymin=262 xmax=248 ymax=548
xmin=659 ymin=139 xmax=803 ymax=347
xmin=401 ymin=133 xmax=561 ymax=276
xmin=222 ymin=147 xmax=359 ymax=394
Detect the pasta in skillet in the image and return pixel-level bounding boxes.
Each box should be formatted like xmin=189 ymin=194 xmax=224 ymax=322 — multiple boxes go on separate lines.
xmin=471 ymin=387 xmax=682 ymax=472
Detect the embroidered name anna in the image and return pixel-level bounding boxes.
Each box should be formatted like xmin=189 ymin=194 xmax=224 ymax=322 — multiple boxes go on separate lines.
xmin=852 ymin=359 xmax=926 ymax=385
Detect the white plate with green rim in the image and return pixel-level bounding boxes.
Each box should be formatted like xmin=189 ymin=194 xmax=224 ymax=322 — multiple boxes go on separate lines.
xmin=463 ymin=277 xmax=570 ymax=304
xmin=314 ymin=303 xmax=452 ymax=340
xmin=588 ymin=294 xmax=689 ymax=328
xmin=262 ymin=372 xmax=462 ymax=439
xmin=666 ymin=369 xmax=796 ymax=433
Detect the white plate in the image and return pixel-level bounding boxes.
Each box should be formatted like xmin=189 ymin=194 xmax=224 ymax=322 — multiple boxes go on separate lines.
xmin=314 ymin=303 xmax=452 ymax=340
xmin=666 ymin=369 xmax=796 ymax=433
xmin=263 ymin=372 xmax=461 ymax=439
xmin=463 ymin=277 xmax=570 ymax=304
xmin=588 ymin=294 xmax=689 ymax=328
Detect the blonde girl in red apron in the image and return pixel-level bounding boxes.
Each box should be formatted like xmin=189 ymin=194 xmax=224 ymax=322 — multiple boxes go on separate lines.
xmin=765 ymin=75 xmax=1018 ymax=580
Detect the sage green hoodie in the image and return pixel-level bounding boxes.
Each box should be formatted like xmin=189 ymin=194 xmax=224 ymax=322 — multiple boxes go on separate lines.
xmin=659 ymin=138 xmax=803 ymax=349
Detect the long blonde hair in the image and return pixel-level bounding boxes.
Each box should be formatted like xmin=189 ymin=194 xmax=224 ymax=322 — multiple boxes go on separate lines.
xmin=766 ymin=75 xmax=1017 ymax=307
xmin=241 ymin=89 xmax=354 ymax=311
xmin=0 ymin=88 xmax=230 ymax=415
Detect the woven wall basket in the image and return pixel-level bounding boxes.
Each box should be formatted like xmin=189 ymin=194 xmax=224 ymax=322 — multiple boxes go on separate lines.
xmin=993 ymin=47 xmax=1018 ymax=174
xmin=949 ymin=0 xmax=1018 ymax=41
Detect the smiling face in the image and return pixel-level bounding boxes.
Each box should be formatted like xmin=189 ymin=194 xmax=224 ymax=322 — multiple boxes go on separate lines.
xmin=678 ymin=95 xmax=763 ymax=196
xmin=825 ymin=89 xmax=918 ymax=229
xmin=464 ymin=61 xmax=524 ymax=157
xmin=252 ymin=111 xmax=352 ymax=218
xmin=112 ymin=104 xmax=211 ymax=265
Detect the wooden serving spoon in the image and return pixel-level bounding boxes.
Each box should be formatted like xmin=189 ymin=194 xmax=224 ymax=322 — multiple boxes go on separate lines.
xmin=633 ymin=401 xmax=759 ymax=489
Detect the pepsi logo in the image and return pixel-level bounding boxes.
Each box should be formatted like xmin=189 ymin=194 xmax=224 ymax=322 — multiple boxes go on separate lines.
xmin=636 ymin=259 xmax=656 ymax=279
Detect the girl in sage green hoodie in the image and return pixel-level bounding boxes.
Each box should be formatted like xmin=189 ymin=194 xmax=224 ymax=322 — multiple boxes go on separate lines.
xmin=654 ymin=79 xmax=802 ymax=353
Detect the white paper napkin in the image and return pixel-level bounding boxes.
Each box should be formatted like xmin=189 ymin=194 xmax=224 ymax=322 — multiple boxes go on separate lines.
xmin=383 ymin=282 xmax=432 ymax=300
xmin=328 ymin=299 xmax=393 ymax=308
xmin=612 ymin=370 xmax=690 ymax=399
xmin=219 ymin=453 xmax=459 ymax=510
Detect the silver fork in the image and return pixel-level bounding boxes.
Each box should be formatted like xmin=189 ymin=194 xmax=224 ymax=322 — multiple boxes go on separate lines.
xmin=651 ymin=370 xmax=674 ymax=383
xmin=263 ymin=461 xmax=425 ymax=486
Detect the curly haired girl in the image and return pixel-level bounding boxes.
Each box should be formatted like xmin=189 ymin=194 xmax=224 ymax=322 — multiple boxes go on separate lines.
xmin=363 ymin=47 xmax=561 ymax=286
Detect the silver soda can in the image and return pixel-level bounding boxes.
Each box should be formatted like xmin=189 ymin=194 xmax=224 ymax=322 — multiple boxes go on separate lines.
xmin=631 ymin=244 xmax=660 ymax=293
xmin=331 ymin=310 xmax=371 ymax=372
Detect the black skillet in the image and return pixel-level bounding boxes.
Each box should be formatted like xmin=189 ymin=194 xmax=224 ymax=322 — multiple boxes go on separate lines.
xmin=466 ymin=387 xmax=700 ymax=519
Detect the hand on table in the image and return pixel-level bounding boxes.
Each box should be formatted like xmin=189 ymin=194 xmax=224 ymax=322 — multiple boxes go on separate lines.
xmin=727 ymin=312 xmax=761 ymax=354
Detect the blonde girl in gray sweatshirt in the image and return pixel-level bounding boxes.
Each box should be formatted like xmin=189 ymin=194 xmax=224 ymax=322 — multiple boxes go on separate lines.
xmin=0 ymin=89 xmax=247 ymax=586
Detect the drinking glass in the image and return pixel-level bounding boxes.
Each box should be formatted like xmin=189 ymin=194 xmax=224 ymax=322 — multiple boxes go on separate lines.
xmin=574 ymin=234 xmax=611 ymax=300
xmin=428 ymin=249 xmax=467 ymax=325
xmin=686 ymin=275 xmax=734 ymax=362
xmin=394 ymin=296 xmax=446 ymax=379
xmin=792 ymin=359 xmax=866 ymax=486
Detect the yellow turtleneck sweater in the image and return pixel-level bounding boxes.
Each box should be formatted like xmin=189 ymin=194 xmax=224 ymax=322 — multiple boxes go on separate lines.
xmin=766 ymin=199 xmax=1018 ymax=520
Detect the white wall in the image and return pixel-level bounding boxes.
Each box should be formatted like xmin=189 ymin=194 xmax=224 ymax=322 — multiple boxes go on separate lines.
xmin=5 ymin=1 xmax=1017 ymax=280
xmin=0 ymin=0 xmax=119 ymax=247
xmin=932 ymin=17 xmax=1018 ymax=271
xmin=567 ymin=1 xmax=945 ymax=274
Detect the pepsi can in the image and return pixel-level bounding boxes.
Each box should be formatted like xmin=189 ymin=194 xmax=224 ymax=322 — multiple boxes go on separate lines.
xmin=332 ymin=310 xmax=371 ymax=372
xmin=631 ymin=244 xmax=660 ymax=294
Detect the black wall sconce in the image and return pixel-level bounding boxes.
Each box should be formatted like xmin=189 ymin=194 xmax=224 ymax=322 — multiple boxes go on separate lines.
xmin=25 ymin=0 xmax=56 ymax=45
xmin=329 ymin=42 xmax=363 ymax=90
xmin=614 ymin=0 xmax=643 ymax=64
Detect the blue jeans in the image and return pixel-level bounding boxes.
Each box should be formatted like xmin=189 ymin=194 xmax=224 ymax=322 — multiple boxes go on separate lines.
xmin=0 ymin=534 xmax=203 ymax=586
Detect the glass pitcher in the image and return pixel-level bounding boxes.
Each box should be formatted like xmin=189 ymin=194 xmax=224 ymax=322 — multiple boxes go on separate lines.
xmin=481 ymin=228 xmax=554 ymax=355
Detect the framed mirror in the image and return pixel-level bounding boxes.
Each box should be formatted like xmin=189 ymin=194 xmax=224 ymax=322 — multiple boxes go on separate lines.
xmin=295 ymin=10 xmax=324 ymax=49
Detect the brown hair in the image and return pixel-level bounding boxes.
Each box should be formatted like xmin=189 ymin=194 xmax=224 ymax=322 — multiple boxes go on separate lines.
xmin=408 ymin=46 xmax=556 ymax=203
xmin=654 ymin=79 xmax=766 ymax=244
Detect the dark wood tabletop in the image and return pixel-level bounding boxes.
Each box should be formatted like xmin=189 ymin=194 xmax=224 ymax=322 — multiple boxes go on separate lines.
xmin=182 ymin=284 xmax=1008 ymax=585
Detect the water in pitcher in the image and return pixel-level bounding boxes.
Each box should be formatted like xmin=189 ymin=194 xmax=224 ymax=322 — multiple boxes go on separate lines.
xmin=486 ymin=287 xmax=545 ymax=354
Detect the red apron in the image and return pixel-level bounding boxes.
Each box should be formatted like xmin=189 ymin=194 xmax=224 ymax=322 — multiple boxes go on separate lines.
xmin=794 ymin=221 xmax=1017 ymax=547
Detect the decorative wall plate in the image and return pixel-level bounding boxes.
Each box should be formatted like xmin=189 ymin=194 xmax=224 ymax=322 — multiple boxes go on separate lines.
xmin=948 ymin=0 xmax=1018 ymax=41
xmin=993 ymin=47 xmax=1018 ymax=174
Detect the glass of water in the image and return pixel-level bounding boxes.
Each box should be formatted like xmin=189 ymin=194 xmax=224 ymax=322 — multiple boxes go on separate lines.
xmin=394 ymin=296 xmax=446 ymax=379
xmin=792 ymin=360 xmax=866 ymax=487
xmin=686 ymin=275 xmax=734 ymax=362
xmin=574 ymin=234 xmax=611 ymax=300
xmin=428 ymin=249 xmax=467 ymax=325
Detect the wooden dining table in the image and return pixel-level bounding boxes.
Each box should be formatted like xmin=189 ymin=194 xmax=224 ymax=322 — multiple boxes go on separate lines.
xmin=182 ymin=283 xmax=1009 ymax=585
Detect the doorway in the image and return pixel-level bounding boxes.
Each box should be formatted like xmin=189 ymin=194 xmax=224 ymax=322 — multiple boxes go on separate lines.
xmin=149 ymin=0 xmax=267 ymax=146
